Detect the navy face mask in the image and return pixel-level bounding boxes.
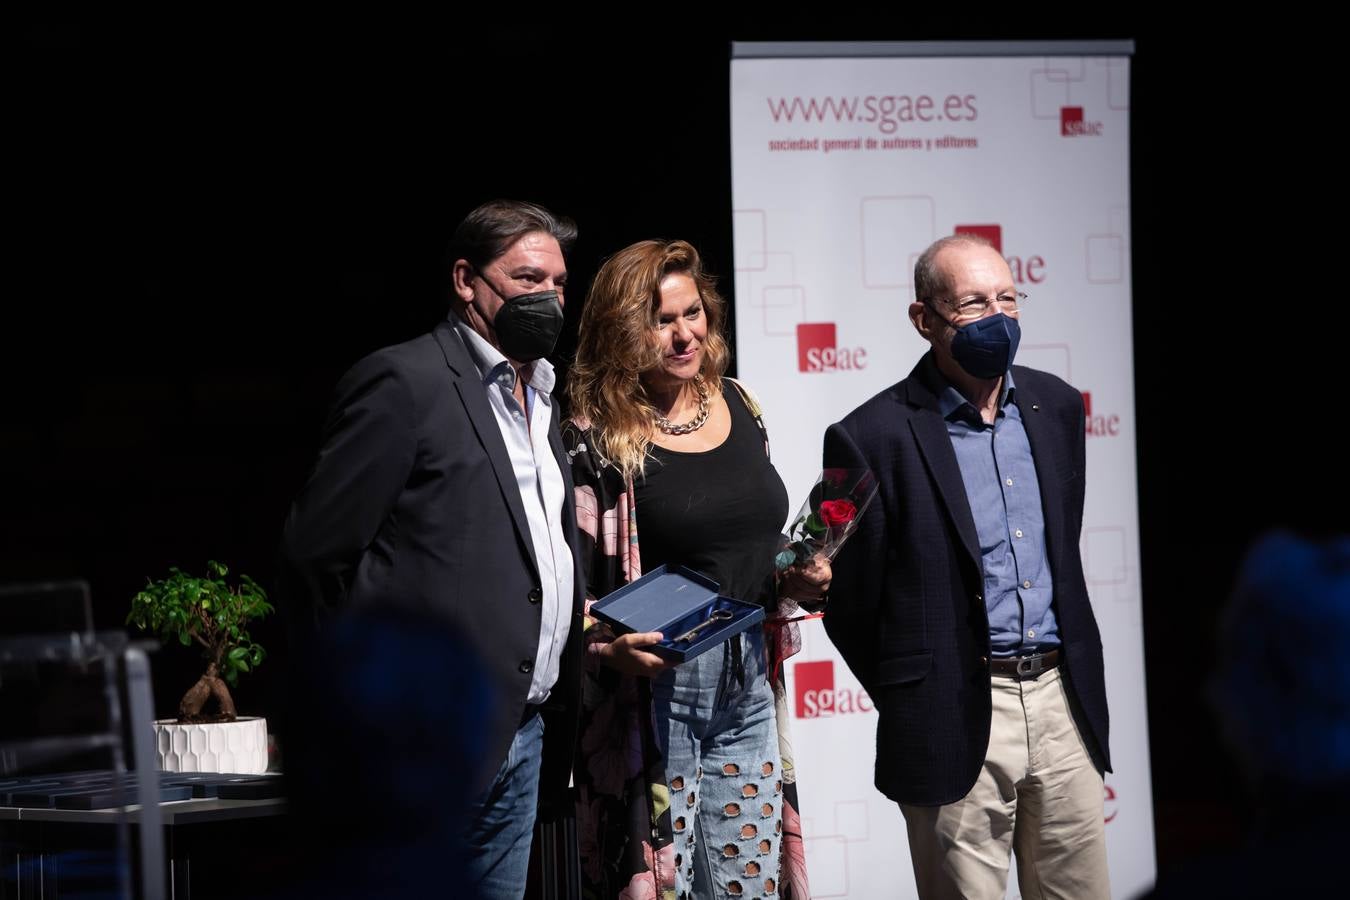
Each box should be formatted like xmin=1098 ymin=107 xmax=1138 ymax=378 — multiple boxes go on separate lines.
xmin=476 ymin=275 xmax=564 ymax=362
xmin=936 ymin=307 xmax=1022 ymax=379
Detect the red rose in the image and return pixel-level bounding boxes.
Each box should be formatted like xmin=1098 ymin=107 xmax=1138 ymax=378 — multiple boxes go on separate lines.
xmin=818 ymin=499 xmax=857 ymax=527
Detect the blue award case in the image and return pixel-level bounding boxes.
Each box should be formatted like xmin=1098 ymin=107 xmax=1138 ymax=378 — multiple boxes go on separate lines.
xmin=589 ymin=565 xmax=765 ymax=663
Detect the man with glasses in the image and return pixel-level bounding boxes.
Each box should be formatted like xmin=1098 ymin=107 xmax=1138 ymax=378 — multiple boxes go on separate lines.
xmin=823 ymin=234 xmax=1111 ymax=899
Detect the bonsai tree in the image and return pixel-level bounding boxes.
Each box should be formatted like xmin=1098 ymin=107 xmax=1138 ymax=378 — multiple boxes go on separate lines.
xmin=127 ymin=560 xmax=273 ymax=723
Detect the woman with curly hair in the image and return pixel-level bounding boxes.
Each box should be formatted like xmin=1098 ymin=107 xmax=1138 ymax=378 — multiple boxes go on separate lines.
xmin=565 ymin=239 xmax=827 ymax=899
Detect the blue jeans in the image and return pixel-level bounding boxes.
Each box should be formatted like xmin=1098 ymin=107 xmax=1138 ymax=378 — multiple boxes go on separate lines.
xmin=652 ymin=629 xmax=783 ymax=899
xmin=464 ymin=709 xmax=544 ymax=900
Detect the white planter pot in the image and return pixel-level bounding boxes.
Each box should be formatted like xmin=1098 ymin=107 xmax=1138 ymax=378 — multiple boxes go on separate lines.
xmin=153 ymin=716 xmax=268 ymax=774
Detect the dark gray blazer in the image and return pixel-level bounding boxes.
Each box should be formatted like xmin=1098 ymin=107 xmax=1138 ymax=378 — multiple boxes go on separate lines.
xmin=281 ymin=319 xmax=585 ymax=813
xmin=824 ymin=352 xmax=1110 ymax=806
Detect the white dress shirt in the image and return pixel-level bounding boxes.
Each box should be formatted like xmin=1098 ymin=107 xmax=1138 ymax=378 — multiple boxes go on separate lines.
xmin=453 ymin=315 xmax=574 ymax=705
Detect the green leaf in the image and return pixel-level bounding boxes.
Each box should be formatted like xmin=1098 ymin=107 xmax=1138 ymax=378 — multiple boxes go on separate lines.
xmin=128 ymin=561 xmax=273 ymax=683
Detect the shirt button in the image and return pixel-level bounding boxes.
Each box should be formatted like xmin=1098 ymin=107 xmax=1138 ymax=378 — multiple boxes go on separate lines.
xmin=1006 ymin=477 xmax=1014 ymax=486
xmin=528 ymin=587 xmax=542 ymax=604
xmin=1028 ymin=629 xmax=1036 ymax=638
xmin=519 ymin=660 xmax=534 ymax=674
xmin=1023 ymin=580 xmax=1032 ymax=589
xmin=1014 ymin=529 xmax=1024 ymax=538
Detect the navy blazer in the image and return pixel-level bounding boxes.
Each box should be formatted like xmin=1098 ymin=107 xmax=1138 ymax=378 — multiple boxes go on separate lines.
xmin=824 ymin=353 xmax=1110 ymax=807
xmin=281 ymin=319 xmax=585 ymax=813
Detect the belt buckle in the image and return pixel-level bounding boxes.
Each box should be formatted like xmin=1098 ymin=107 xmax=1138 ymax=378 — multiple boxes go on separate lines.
xmin=1015 ymin=655 xmax=1042 ymax=679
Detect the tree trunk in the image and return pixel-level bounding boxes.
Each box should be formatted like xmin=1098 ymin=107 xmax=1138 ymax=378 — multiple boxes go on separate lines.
xmin=177 ymin=661 xmax=238 ymax=722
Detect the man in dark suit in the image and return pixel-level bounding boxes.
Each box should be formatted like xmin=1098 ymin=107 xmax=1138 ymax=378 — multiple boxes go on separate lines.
xmin=824 ymin=234 xmax=1111 ymax=899
xmin=281 ymin=200 xmax=585 ymax=899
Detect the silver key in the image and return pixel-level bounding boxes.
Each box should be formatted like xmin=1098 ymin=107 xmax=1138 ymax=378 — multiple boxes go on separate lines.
xmin=672 ymin=608 xmax=734 ymax=644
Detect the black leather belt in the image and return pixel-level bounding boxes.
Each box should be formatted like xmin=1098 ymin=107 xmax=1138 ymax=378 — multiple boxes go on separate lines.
xmin=987 ymin=648 xmax=1060 ymax=680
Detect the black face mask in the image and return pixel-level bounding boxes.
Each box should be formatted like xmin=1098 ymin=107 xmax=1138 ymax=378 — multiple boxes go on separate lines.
xmin=475 ymin=274 xmax=563 ymax=362
xmin=928 ymin=304 xmax=1021 ymax=379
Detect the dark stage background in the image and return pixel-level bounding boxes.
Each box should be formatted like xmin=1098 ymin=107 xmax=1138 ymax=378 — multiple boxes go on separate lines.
xmin=6 ymin=9 xmax=1339 ymax=886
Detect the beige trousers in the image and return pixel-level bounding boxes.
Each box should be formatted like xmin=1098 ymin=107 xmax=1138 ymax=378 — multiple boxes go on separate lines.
xmin=899 ymin=666 xmax=1109 ymax=900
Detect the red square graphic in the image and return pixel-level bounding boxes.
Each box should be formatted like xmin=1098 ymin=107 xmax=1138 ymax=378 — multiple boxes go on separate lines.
xmin=1081 ymin=391 xmax=1092 ymax=417
xmin=1061 ymin=106 xmax=1084 ymax=136
xmin=795 ymin=660 xmax=834 ymax=718
xmin=797 ymin=322 xmax=837 ymax=373
xmin=954 ymin=224 xmax=1002 ymax=253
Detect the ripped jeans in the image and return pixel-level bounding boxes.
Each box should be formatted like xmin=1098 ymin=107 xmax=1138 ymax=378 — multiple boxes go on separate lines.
xmin=651 ymin=628 xmax=782 ymax=900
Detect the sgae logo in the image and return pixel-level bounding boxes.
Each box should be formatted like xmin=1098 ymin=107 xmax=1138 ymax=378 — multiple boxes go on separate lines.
xmin=794 ymin=660 xmax=874 ymax=718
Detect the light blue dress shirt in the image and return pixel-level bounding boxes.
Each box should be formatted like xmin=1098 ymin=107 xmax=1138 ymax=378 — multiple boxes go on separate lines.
xmin=934 ymin=368 xmax=1060 ymax=657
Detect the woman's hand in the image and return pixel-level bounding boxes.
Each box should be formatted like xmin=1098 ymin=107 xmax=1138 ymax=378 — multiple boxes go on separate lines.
xmin=588 ymin=623 xmax=675 ymax=677
xmin=779 ymin=554 xmax=832 ymax=604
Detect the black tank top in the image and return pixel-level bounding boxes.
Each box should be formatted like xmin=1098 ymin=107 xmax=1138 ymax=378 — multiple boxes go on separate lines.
xmin=634 ymin=384 xmax=788 ymax=608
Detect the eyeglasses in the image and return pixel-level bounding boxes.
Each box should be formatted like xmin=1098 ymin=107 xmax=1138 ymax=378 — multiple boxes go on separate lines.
xmin=932 ymin=291 xmax=1027 ymax=323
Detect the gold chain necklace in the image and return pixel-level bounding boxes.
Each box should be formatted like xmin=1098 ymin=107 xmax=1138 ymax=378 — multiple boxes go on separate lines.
xmin=653 ymin=374 xmax=710 ymax=435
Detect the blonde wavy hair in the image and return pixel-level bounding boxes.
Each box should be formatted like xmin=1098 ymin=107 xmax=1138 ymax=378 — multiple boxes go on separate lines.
xmin=568 ymin=239 xmax=730 ymax=481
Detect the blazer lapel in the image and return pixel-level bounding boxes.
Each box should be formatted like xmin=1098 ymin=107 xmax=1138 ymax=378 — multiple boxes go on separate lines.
xmin=434 ymin=322 xmax=541 ymax=579
xmin=902 ymin=369 xmax=983 ymax=572
xmin=548 ymin=420 xmax=586 ymax=614
xmin=1014 ymin=374 xmax=1069 ymax=573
